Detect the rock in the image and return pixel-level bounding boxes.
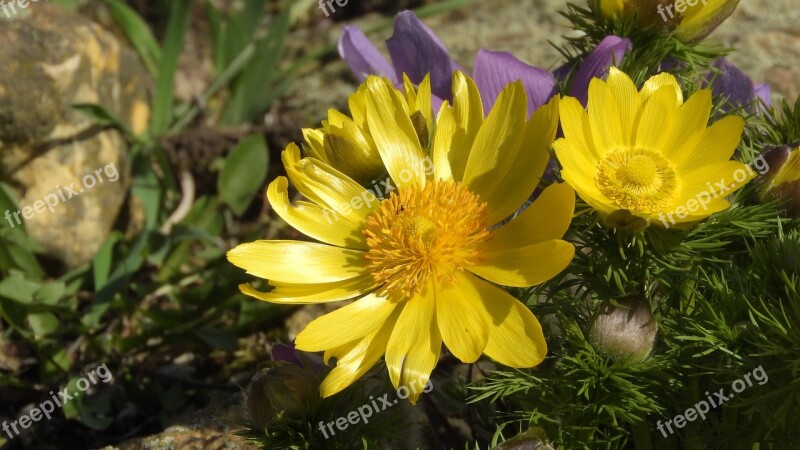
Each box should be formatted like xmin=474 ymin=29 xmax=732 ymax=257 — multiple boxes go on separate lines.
xmin=0 ymin=3 xmax=149 ymax=269
xmin=96 ymin=394 xmax=258 ymax=450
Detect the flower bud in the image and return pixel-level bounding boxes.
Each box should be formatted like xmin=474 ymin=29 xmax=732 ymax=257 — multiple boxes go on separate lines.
xmin=495 ymin=428 xmax=554 ymax=450
xmin=592 ymin=0 xmax=739 ymax=43
xmin=247 ymin=362 xmax=319 ymax=428
xmin=588 ymin=296 xmax=657 ymax=362
xmin=757 ymin=145 xmax=800 ymax=218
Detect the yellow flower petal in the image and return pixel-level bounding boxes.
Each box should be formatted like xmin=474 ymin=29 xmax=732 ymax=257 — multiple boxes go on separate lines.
xmin=675 ymin=115 xmax=744 ymax=171
xmin=450 ymin=71 xmax=484 ymax=181
xmin=462 ymin=81 xmax=526 ymax=201
xmin=661 ymin=89 xmax=713 ymax=161
xmin=487 ymin=183 xmax=575 ymax=252
xmin=482 ymin=96 xmax=559 ymax=225
xmin=434 ymin=272 xmax=488 ymax=363
xmin=227 ymin=240 xmax=366 ymax=283
xmin=320 ymin=307 xmax=401 ymax=397
xmin=467 ymin=274 xmax=547 ymax=367
xmin=606 ymin=68 xmax=642 ymax=145
xmin=470 ymin=239 xmax=574 ymax=287
xmin=415 ymin=74 xmax=435 ymax=141
xmin=385 ymin=284 xmax=441 ymax=404
xmin=678 ymin=160 xmax=755 ymax=203
xmin=432 ymin=101 xmax=456 ymax=181
xmin=588 ymin=77 xmax=626 ymax=152
xmin=598 ymin=0 xmax=624 ymax=17
xmin=267 ymin=177 xmax=367 ymax=249
xmin=295 ymin=293 xmax=397 ymax=352
xmin=348 ymin=83 xmax=369 ymax=129
xmin=640 ymin=72 xmax=683 ymax=105
xmin=281 ymin=144 xmax=377 ymax=222
xmin=364 ymin=76 xmax=427 ymax=190
xmin=302 ymin=128 xmax=325 ymax=160
xmin=635 ymin=85 xmax=679 ymax=150
xmin=676 ymin=0 xmax=738 ymax=42
xmin=557 ymin=95 xmax=602 ymax=161
xmin=238 ymin=274 xmax=375 ymax=304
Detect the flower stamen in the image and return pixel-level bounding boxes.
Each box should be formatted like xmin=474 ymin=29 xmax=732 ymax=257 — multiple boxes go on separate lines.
xmin=364 ymin=180 xmax=489 ymax=302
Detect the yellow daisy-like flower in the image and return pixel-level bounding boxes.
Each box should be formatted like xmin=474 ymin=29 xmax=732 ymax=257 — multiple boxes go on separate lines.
xmin=302 ymin=74 xmax=435 ymax=185
xmin=595 ymin=0 xmax=739 ymax=42
xmin=554 ymin=68 xmax=753 ymax=228
xmin=228 ymin=72 xmax=576 ymax=403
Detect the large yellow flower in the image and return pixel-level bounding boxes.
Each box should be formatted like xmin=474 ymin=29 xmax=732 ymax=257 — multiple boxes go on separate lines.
xmin=595 ymin=0 xmax=739 ymax=42
xmin=554 ymin=68 xmax=753 ymax=228
xmin=228 ymin=73 xmax=575 ymax=403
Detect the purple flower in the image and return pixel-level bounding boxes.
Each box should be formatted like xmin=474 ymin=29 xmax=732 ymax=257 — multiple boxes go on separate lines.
xmin=564 ymin=35 xmax=632 ymax=105
xmin=338 ymin=11 xmax=557 ymax=116
xmin=705 ymin=58 xmax=772 ymax=112
xmin=473 ymin=49 xmax=557 ymax=116
xmin=339 ymin=11 xmax=460 ymax=101
xmin=338 ymin=11 xmax=630 ymax=115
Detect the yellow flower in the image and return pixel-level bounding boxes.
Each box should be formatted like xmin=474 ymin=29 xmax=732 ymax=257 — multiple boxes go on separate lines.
xmin=554 ymin=68 xmax=752 ymax=228
xmin=594 ymin=0 xmax=739 ymax=42
xmin=301 ymin=74 xmax=435 ymax=185
xmin=228 ymin=73 xmax=575 ymax=403
xmin=758 ymin=145 xmax=800 ymax=218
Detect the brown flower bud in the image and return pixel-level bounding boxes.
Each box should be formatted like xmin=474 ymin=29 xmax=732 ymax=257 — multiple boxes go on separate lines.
xmin=247 ymin=362 xmax=319 ymax=427
xmin=757 ymin=145 xmax=800 ymax=218
xmin=588 ymin=296 xmax=657 ymax=362
xmin=494 ymin=428 xmax=554 ymax=450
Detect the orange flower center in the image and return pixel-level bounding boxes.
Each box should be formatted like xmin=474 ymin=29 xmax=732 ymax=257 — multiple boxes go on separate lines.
xmin=363 ymin=180 xmax=489 ymax=302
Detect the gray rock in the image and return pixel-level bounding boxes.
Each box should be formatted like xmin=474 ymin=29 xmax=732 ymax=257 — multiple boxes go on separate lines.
xmin=0 ymin=3 xmax=150 ymax=269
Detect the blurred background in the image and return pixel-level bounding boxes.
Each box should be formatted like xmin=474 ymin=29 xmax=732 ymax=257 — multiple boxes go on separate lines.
xmin=0 ymin=0 xmax=797 ymax=449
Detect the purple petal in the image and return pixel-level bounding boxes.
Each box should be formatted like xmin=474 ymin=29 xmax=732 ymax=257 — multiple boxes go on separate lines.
xmin=271 ymin=343 xmax=303 ymax=366
xmin=339 ymin=26 xmax=398 ymax=84
xmin=755 ymin=83 xmax=772 ymax=110
xmin=271 ymin=342 xmax=326 ymax=373
xmin=569 ymin=36 xmax=631 ymax=106
xmin=431 ymin=93 xmax=444 ymax=114
xmin=553 ymin=62 xmax=572 ymax=84
xmin=473 ymin=49 xmax=557 ymax=116
xmin=385 ymin=11 xmax=460 ymax=100
xmin=705 ymin=58 xmax=756 ymax=111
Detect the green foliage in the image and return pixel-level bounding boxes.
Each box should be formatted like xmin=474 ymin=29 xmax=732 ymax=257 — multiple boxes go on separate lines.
xmin=150 ymin=0 xmax=193 ymax=135
xmin=215 ymin=1 xmax=294 ymax=125
xmin=103 ymin=0 xmax=163 ymax=77
xmin=219 ymin=134 xmax=270 ymax=215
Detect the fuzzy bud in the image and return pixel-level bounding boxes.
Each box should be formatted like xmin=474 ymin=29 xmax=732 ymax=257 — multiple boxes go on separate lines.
xmin=757 ymin=145 xmax=800 ymax=218
xmin=588 ymin=296 xmax=657 ymax=362
xmin=247 ymin=362 xmax=319 ymax=428
xmin=495 ymin=428 xmax=554 ymax=450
